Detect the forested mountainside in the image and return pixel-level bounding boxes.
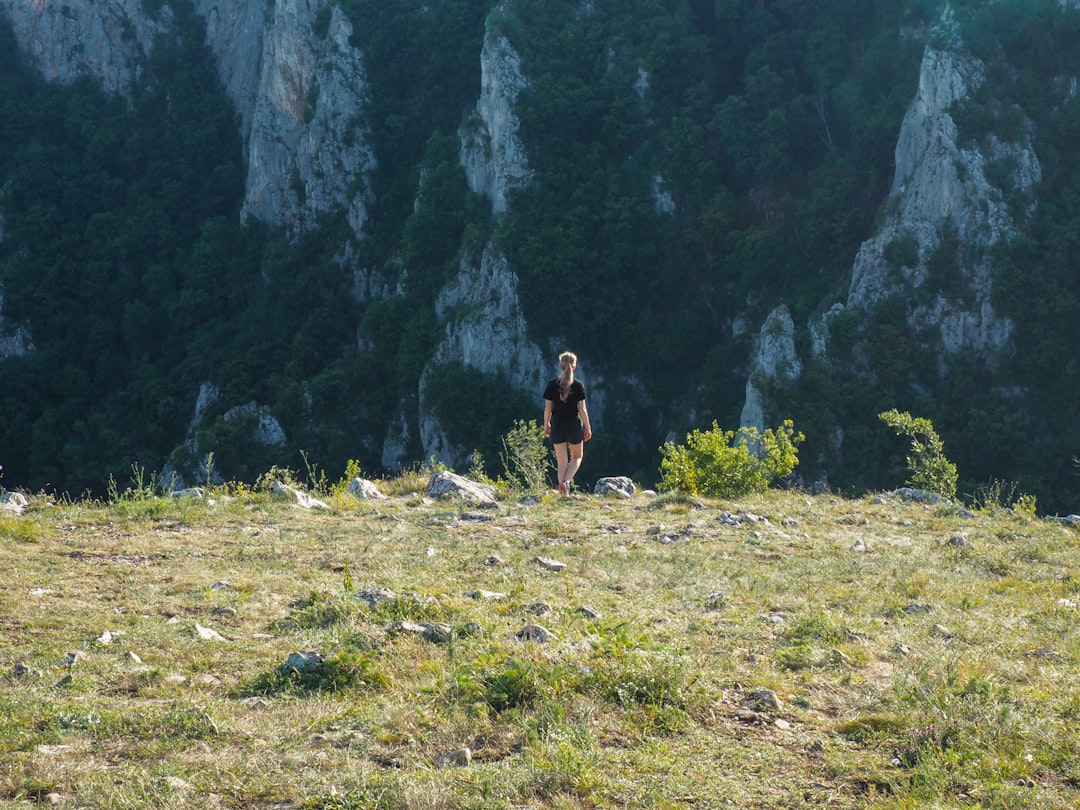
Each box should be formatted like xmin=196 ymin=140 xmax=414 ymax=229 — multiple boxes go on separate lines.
xmin=1 ymin=0 xmax=1080 ymax=511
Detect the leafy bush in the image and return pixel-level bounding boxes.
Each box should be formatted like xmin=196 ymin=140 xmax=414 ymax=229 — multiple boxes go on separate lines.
xmin=879 ymin=409 xmax=958 ymax=499
xmin=658 ymin=420 xmax=804 ymax=498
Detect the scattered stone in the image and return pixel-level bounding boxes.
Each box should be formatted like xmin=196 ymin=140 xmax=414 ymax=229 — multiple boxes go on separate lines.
xmin=62 ymin=651 xmax=88 ymax=667
xmin=948 ymin=535 xmax=970 ymax=548
xmin=164 ymin=674 xmax=187 ymax=686
xmin=0 ymin=491 xmax=29 ymax=515
xmin=163 ymin=777 xmax=190 ymax=790
xmin=528 ymin=602 xmax=553 ymax=617
xmin=703 ymin=591 xmax=728 ymax=610
xmin=466 ymin=589 xmax=507 ymax=600
xmin=831 ymin=648 xmax=853 ymax=665
xmin=761 ymin=612 xmax=788 ymax=626
xmin=241 ymin=696 xmax=271 ymax=710
xmin=171 ymin=487 xmax=205 ymax=499
xmin=45 ymin=792 xmax=62 ymax=806
xmin=437 ymin=747 xmax=472 ymax=768
xmin=718 ymin=511 xmax=770 ymax=527
xmin=645 ymin=524 xmax=664 ymax=535
xmin=166 ymin=616 xmax=181 ymax=624
xmin=744 ymin=689 xmax=782 ymax=712
xmin=427 ymin=471 xmax=498 ymax=506
xmin=13 ymin=661 xmax=42 ymax=679
xmin=902 ymin=603 xmax=932 ymax=614
xmin=516 ymin=624 xmax=557 ymax=643
xmin=520 ymin=495 xmax=541 ymax=506
xmin=891 ymin=643 xmax=914 ymax=657
xmin=54 ymin=674 xmax=73 ymax=687
xmin=422 ymin=623 xmax=454 ymax=643
xmin=281 ymin=651 xmax=324 ymax=674
xmin=193 ymin=623 xmax=227 ymax=642
xmin=461 ymin=511 xmax=494 ymax=522
xmin=95 ymin=630 xmax=113 ymax=645
xmin=931 ymin=624 xmax=953 ymax=640
xmin=532 ymin=556 xmax=566 ymax=572
xmin=849 ymin=539 xmax=868 ymax=553
xmin=1059 ymin=514 xmax=1080 ymax=526
xmin=355 ymin=588 xmax=397 ymax=609
xmin=196 ymin=673 xmax=223 ymax=687
xmin=346 ymin=478 xmax=388 ymax=500
xmin=385 ymin=621 xmax=429 ymax=637
xmin=123 ymin=651 xmax=143 ymax=665
xmin=459 ymin=622 xmax=484 ymax=638
xmin=734 ymin=708 xmax=763 ymax=723
xmin=212 ymin=607 xmax=237 ymax=617
xmin=29 ymin=588 xmax=52 ymax=597
xmin=595 ymin=476 xmax=635 ymax=498
xmin=576 ymin=605 xmax=600 ymax=619
xmin=483 ymin=555 xmax=503 ymax=566
xmin=781 ymin=518 xmax=799 ymax=529
xmin=272 ymin=482 xmax=329 ymax=510
xmin=1025 ymin=648 xmax=1062 ymax=661
xmin=211 ymin=581 xmax=234 ymax=591
xmin=893 ymin=487 xmax=950 ymax=505
xmin=774 ymin=718 xmax=792 ymax=731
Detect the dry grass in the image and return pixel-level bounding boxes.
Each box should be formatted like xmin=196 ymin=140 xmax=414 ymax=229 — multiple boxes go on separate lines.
xmin=1 ymin=483 xmax=1079 ymax=808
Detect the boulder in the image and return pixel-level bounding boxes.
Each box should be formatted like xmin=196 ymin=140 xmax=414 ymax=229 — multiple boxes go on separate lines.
xmin=0 ymin=491 xmax=29 ymax=516
xmin=272 ymin=482 xmax=329 ymax=510
xmin=346 ymin=478 xmax=387 ymax=500
xmin=427 ymin=471 xmax=498 ymax=506
xmin=595 ymin=477 xmax=635 ymax=498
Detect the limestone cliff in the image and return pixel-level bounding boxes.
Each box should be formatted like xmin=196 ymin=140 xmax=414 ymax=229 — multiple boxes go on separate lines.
xmin=742 ymin=8 xmax=1041 ymax=432
xmin=459 ymin=15 xmax=533 ymax=215
xmin=847 ymin=10 xmax=1038 ymax=359
xmin=0 ymin=0 xmax=375 ymax=240
xmin=239 ymin=0 xmax=375 ymax=237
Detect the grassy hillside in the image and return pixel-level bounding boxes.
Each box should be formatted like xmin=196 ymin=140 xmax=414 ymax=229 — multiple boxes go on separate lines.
xmin=2 ymin=474 xmax=1078 ymax=808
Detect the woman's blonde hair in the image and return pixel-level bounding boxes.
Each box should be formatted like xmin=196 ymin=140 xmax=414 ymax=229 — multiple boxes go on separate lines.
xmin=558 ymin=351 xmax=577 ymax=402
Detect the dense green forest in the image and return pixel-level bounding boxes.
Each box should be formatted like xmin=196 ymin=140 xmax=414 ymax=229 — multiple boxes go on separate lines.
xmin=2 ymin=0 xmax=1080 ymax=512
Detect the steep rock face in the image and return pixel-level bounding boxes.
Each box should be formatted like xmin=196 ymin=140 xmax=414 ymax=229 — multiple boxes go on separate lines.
xmin=240 ymin=0 xmax=375 ymax=237
xmin=459 ymin=17 xmax=533 ymax=215
xmin=0 ymin=0 xmax=166 ymax=95
xmin=847 ymin=12 xmax=1039 ymax=360
xmin=190 ymin=0 xmax=265 ymax=138
xmin=740 ymin=305 xmax=801 ymax=433
xmin=413 ymin=244 xmax=547 ymax=467
xmin=0 ymin=0 xmax=376 ymax=241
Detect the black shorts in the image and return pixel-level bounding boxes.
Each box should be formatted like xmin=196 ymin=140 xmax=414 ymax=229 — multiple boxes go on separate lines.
xmin=549 ymin=414 xmax=584 ymax=445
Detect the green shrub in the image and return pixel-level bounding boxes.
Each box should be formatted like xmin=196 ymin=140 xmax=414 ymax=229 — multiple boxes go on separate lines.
xmin=658 ymin=420 xmax=804 ymax=498
xmin=500 ymin=418 xmax=551 ymax=493
xmin=879 ymin=409 xmax=958 ymax=499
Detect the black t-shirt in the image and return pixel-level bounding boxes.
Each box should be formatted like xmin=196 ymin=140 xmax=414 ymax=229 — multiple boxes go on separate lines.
xmin=544 ymin=378 xmax=586 ymax=420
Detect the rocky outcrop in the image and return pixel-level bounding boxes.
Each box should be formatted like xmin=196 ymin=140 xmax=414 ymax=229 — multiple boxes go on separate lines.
xmin=416 ymin=244 xmax=547 ymax=466
xmin=0 ymin=0 xmax=167 ymax=96
xmin=240 ymin=0 xmax=375 ymax=238
xmin=846 ymin=9 xmax=1038 ymax=361
xmin=459 ymin=14 xmax=533 ymax=215
xmin=740 ymin=306 xmax=801 ymax=432
xmin=0 ymin=0 xmax=376 ymax=241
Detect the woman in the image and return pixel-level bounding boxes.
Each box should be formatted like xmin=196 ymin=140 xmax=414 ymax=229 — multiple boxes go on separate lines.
xmin=543 ymin=351 xmax=592 ymax=495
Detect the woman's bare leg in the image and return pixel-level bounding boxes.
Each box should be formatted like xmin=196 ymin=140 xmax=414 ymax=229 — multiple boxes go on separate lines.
xmin=553 ymin=442 xmax=569 ymax=486
xmin=564 ymin=442 xmax=584 ymax=486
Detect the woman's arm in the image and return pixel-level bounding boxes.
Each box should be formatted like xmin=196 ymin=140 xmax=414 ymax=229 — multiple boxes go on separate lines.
xmin=578 ymin=400 xmax=592 ymax=441
xmin=543 ymin=400 xmax=552 ymax=437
